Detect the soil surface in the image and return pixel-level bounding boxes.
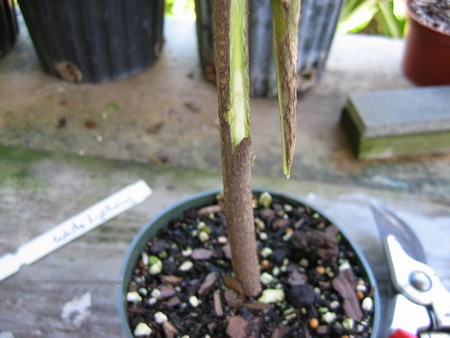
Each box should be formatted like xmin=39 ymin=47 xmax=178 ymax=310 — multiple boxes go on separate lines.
xmin=125 ymin=192 xmax=376 ymax=337
xmin=409 ymin=0 xmax=450 ymax=33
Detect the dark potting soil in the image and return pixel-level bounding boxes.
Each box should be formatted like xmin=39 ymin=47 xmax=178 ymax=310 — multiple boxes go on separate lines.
xmin=125 ymin=192 xmax=376 ymax=337
xmin=410 ymin=0 xmax=450 ymax=34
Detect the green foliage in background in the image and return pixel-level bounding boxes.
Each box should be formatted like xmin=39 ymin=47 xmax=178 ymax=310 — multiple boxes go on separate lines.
xmin=165 ymin=0 xmax=407 ymax=38
xmin=165 ymin=0 xmax=195 ymax=20
xmin=338 ymin=0 xmax=407 ymax=38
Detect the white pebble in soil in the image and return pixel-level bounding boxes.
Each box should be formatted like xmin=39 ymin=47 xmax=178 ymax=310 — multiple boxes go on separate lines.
xmin=134 ymin=322 xmax=153 ymax=336
xmin=154 ymin=311 xmax=168 ymax=324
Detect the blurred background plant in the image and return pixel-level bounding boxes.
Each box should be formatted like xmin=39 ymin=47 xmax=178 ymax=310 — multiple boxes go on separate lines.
xmin=164 ymin=0 xmax=407 ymax=38
xmin=337 ymin=0 xmax=407 ymax=38
xmin=165 ymin=0 xmax=196 ymax=21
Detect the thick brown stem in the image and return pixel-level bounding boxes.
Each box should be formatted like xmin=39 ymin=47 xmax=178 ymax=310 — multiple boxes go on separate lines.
xmin=223 ymin=136 xmax=261 ymax=297
xmin=213 ymin=0 xmax=261 ymax=298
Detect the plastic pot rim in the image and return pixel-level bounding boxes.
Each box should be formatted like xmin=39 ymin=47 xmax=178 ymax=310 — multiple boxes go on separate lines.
xmin=407 ymin=0 xmax=450 ymax=39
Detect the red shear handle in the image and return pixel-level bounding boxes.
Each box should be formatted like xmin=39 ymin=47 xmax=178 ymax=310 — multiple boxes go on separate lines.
xmin=389 ymin=328 xmax=417 ymax=338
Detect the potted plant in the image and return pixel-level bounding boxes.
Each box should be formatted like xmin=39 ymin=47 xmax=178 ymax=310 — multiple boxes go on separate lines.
xmin=118 ymin=1 xmax=380 ymax=336
xmin=119 ymin=190 xmax=379 ymax=337
xmin=16 ymin=0 xmax=165 ymax=83
xmin=402 ymin=0 xmax=450 ymax=86
xmin=195 ymin=0 xmax=345 ymax=97
xmin=0 ymin=0 xmax=19 ymax=57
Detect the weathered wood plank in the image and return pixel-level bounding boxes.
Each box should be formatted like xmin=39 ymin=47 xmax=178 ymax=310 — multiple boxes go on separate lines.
xmin=1 ymin=147 xmax=449 ymax=337
xmin=341 ymin=86 xmax=450 ymax=159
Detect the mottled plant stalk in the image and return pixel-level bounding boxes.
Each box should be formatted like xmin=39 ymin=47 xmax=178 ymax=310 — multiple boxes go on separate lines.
xmin=271 ymin=0 xmax=301 ymax=178
xmin=213 ymin=0 xmax=261 ymax=297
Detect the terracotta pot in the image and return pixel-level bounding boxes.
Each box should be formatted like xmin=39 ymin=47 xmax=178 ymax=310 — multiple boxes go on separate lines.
xmin=17 ymin=0 xmax=164 ymax=83
xmin=402 ymin=0 xmax=450 ymax=86
xmin=118 ymin=189 xmax=380 ymax=337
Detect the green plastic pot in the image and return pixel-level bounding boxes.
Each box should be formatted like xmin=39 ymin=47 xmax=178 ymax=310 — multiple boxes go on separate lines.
xmin=118 ymin=189 xmax=380 ymax=337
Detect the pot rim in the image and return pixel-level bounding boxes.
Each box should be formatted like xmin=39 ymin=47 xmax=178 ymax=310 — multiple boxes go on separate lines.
xmin=117 ymin=188 xmax=381 ymax=338
xmin=406 ymin=0 xmax=450 ymax=37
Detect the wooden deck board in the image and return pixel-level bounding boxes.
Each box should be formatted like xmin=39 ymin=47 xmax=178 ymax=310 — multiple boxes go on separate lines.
xmin=1 ymin=148 xmax=449 ymax=337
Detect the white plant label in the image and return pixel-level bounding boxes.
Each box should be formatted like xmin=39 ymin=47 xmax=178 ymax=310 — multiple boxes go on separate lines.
xmin=0 ymin=180 xmax=152 ymax=281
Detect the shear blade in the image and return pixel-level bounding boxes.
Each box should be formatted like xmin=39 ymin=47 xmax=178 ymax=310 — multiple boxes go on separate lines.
xmin=370 ymin=201 xmax=427 ymax=264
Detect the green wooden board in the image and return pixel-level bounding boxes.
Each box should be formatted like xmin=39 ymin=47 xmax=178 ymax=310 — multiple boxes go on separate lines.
xmin=341 ymin=86 xmax=450 ymax=159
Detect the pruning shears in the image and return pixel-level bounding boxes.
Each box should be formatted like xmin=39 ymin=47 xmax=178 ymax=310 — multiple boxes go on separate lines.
xmin=371 ymin=201 xmax=450 ymax=338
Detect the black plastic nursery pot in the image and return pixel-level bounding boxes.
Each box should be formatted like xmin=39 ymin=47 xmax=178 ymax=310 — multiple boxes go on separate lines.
xmin=118 ymin=189 xmax=380 ymax=337
xmin=195 ymin=0 xmax=344 ymax=97
xmin=0 ymin=0 xmax=19 ymax=57
xmin=17 ymin=0 xmax=165 ymax=83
